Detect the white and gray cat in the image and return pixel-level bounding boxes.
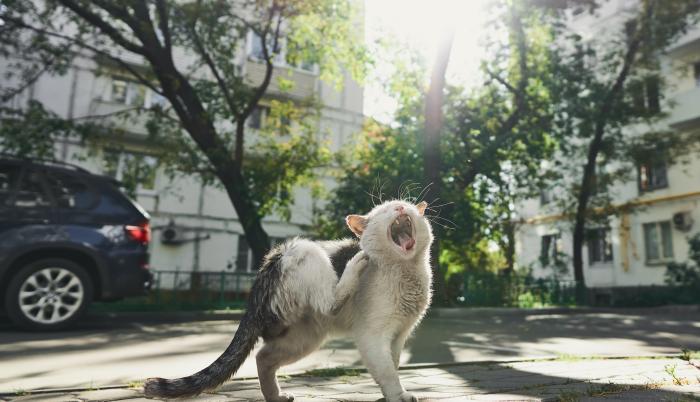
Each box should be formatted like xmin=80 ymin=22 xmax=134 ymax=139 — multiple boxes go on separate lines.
xmin=144 ymin=199 xmax=433 ymax=402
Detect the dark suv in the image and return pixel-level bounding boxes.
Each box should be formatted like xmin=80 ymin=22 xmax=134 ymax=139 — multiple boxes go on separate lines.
xmin=0 ymin=155 xmax=152 ymax=330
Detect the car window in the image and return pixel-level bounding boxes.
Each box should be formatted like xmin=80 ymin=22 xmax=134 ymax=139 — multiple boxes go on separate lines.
xmin=13 ymin=168 xmax=51 ymax=208
xmin=45 ymin=172 xmax=98 ymax=210
xmin=91 ymin=183 xmax=136 ymax=217
xmin=0 ymin=163 xmax=22 ymax=207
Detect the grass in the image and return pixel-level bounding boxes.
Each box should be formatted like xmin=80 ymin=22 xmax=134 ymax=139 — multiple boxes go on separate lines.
xmin=127 ymin=381 xmax=144 ymax=389
xmin=555 ymin=353 xmax=583 ymax=362
xmin=665 ymin=363 xmax=691 ymax=386
xmin=681 ymin=348 xmax=700 ymax=361
xmin=301 ymin=367 xmax=363 ymax=378
xmin=557 ymin=381 xmax=665 ymax=402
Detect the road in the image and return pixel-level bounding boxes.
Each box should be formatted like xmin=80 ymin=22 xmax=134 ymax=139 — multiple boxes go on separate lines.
xmin=1 ymin=307 xmax=699 ymax=393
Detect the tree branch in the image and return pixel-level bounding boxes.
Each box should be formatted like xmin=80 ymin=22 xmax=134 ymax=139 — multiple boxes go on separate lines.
xmin=235 ymin=6 xmax=284 ymax=170
xmin=55 ymin=0 xmax=146 ymax=55
xmin=155 ymin=0 xmax=172 ymax=53
xmin=459 ymin=6 xmax=530 ymax=188
xmin=188 ymin=2 xmax=238 ymax=120
xmin=1 ymin=15 xmax=164 ymax=96
xmin=485 ymin=68 xmax=518 ymax=95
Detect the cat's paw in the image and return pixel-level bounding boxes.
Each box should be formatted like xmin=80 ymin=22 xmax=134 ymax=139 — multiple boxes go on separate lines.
xmin=268 ymin=392 xmax=294 ymax=402
xmin=398 ymin=392 xmax=418 ymax=402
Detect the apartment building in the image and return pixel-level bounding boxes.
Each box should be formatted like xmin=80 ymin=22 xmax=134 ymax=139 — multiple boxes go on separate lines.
xmin=0 ymin=29 xmax=364 ymax=274
xmin=515 ymin=0 xmax=700 ymax=288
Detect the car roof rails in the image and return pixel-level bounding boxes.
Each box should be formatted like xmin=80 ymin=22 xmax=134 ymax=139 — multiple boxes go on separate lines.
xmin=0 ymin=152 xmax=91 ymax=174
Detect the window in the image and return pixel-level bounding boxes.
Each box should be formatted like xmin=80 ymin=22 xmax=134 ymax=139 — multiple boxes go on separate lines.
xmin=45 ymin=173 xmax=97 ymax=210
xmin=248 ymin=31 xmax=315 ymax=72
xmin=103 ymin=150 xmax=158 ymax=193
xmin=247 ymin=106 xmax=270 ymax=129
xmin=629 ymin=77 xmax=661 ymax=114
xmin=540 ymin=233 xmax=562 ymax=266
xmin=13 ymin=169 xmax=51 ymax=208
xmin=111 ymin=79 xmax=128 ymax=103
xmin=0 ymin=163 xmax=22 ymax=207
xmin=145 ymin=90 xmax=168 ymax=109
xmin=638 ymin=160 xmax=668 ymax=192
xmin=236 ymin=236 xmax=251 ymax=272
xmin=587 ymin=228 xmax=613 ymax=264
xmin=110 ymin=78 xmax=147 ymax=106
xmin=539 ymin=189 xmax=552 ymax=206
xmin=249 ymin=32 xmax=266 ymax=60
xmin=643 ymin=221 xmax=673 ymax=263
xmin=694 ymin=62 xmax=700 ymax=88
xmin=249 ymin=32 xmax=280 ymax=61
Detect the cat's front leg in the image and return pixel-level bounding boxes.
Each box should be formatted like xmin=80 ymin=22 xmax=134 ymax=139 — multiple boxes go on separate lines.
xmin=331 ymin=251 xmax=369 ymax=315
xmin=357 ymin=334 xmax=416 ymax=402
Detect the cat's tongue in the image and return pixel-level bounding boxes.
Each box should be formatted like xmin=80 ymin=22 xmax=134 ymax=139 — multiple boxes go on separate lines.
xmin=398 ymin=233 xmax=415 ymax=251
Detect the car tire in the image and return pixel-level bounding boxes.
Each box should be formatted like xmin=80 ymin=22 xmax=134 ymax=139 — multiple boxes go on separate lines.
xmin=5 ymin=258 xmax=93 ymax=331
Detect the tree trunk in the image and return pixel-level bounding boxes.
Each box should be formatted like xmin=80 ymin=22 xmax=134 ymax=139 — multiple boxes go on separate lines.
xmin=570 ymin=3 xmax=647 ymax=288
xmin=149 ymin=55 xmax=272 ymax=266
xmin=424 ymin=28 xmax=454 ymax=306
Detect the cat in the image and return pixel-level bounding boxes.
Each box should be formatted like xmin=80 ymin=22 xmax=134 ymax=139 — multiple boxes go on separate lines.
xmin=143 ymin=199 xmax=433 ymax=402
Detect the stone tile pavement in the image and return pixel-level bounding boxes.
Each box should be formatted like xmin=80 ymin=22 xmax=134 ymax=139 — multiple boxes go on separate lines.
xmin=3 ymin=356 xmax=700 ymax=401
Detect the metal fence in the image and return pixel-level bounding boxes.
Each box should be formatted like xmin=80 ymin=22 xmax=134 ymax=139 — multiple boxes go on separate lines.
xmin=454 ymin=272 xmax=580 ymax=307
xmin=92 ymin=270 xmax=257 ymax=312
xmin=453 ymin=271 xmax=700 ymax=308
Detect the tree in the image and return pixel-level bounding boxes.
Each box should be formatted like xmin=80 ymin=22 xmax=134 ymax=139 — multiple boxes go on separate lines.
xmin=541 ymin=0 xmax=700 ymax=286
xmin=423 ymin=26 xmax=455 ymax=305
xmin=0 ymin=0 xmax=367 ymax=267
xmin=317 ymin=0 xmax=565 ymax=304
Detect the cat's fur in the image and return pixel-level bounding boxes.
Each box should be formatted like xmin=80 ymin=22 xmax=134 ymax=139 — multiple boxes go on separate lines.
xmin=143 ymin=200 xmax=433 ymax=402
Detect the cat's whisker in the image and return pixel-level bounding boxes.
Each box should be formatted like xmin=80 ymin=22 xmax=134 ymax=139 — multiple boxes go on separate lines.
xmin=426 ymin=215 xmax=457 ymax=229
xmin=414 ymin=183 xmax=433 ymax=204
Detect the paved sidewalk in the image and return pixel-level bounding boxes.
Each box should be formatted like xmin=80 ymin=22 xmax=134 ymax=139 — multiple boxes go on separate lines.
xmin=4 ymin=356 xmax=700 ymax=401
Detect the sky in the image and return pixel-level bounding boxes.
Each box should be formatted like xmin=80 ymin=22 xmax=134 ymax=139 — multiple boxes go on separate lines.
xmin=363 ymin=0 xmax=493 ymax=121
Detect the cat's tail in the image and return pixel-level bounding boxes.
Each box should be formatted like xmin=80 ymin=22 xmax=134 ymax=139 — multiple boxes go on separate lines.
xmin=142 ymin=244 xmax=288 ymax=399
xmin=142 ymin=311 xmax=260 ymax=398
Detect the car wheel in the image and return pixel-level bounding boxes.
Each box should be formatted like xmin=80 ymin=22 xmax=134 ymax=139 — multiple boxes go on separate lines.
xmin=5 ymin=258 xmax=93 ymax=330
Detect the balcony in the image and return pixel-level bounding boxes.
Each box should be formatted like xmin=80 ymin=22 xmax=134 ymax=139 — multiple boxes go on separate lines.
xmin=245 ymin=60 xmax=317 ymax=100
xmin=668 ymin=86 xmax=700 ymax=130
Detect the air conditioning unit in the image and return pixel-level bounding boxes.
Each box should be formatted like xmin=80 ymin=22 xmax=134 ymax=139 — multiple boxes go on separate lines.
xmin=672 ymin=211 xmax=694 ymax=232
xmin=161 ymin=224 xmax=186 ymax=245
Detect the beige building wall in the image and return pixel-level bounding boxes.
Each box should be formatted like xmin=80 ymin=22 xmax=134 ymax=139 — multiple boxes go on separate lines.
xmin=515 ymin=0 xmax=700 ymax=287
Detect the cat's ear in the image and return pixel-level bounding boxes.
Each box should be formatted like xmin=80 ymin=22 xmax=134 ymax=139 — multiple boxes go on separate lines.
xmin=346 ymin=215 xmax=368 ymax=237
xmin=416 ymin=201 xmax=428 ymax=216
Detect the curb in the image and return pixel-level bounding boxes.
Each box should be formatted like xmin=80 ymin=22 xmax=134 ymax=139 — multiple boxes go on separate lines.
xmin=85 ymin=309 xmax=246 ymax=323
xmin=428 ymin=304 xmax=700 ymax=318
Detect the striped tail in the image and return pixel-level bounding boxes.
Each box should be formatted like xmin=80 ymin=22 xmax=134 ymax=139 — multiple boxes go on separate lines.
xmin=143 ymin=312 xmax=260 ymax=399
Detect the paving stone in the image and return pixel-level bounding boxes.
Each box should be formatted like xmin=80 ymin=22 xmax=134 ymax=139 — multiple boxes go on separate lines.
xmin=75 ymin=388 xmax=141 ymax=401
xmin=12 ymin=394 xmax=80 ymax=402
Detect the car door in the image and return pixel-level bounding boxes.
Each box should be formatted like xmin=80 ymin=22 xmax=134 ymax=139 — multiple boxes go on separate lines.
xmin=0 ymin=162 xmax=56 ymax=263
xmin=0 ymin=162 xmax=55 ymax=226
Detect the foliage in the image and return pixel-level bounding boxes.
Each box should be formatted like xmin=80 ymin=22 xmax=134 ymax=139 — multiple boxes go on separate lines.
xmin=665 ymin=233 xmax=700 ymax=289
xmin=0 ymin=101 xmax=90 ymax=158
xmin=317 ymin=0 xmax=562 ymax=279
xmin=0 ymin=0 xmax=368 ymax=262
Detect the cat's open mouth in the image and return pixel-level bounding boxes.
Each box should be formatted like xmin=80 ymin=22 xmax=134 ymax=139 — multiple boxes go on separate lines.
xmin=389 ymin=214 xmax=415 ymax=252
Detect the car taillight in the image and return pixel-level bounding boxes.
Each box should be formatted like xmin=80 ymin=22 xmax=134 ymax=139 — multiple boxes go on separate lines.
xmin=125 ymin=222 xmax=151 ymax=245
